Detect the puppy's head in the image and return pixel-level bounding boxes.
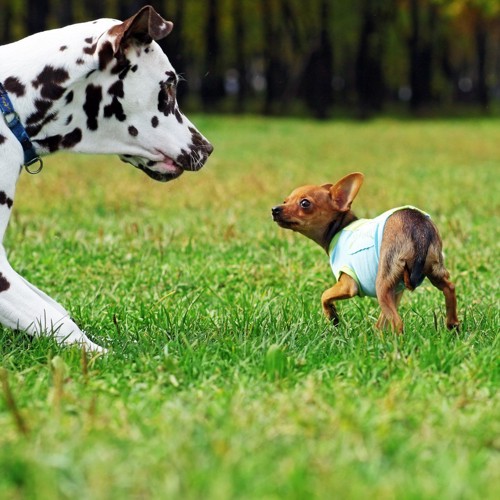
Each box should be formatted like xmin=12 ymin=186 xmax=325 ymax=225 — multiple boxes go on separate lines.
xmin=271 ymin=172 xmax=364 ymax=247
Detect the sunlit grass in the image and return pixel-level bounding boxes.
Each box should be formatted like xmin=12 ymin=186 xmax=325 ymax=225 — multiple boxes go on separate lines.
xmin=1 ymin=116 xmax=499 ymax=498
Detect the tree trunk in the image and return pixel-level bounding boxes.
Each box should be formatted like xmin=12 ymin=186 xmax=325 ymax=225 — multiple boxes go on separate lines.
xmin=355 ymin=0 xmax=386 ymax=117
xmin=57 ymin=0 xmax=74 ymax=27
xmin=200 ymin=0 xmax=225 ymax=110
xmin=167 ymin=0 xmax=188 ymax=103
xmin=232 ymin=0 xmax=248 ymax=113
xmin=475 ymin=15 xmax=489 ymax=110
xmin=27 ymin=0 xmax=49 ymax=34
xmin=84 ymin=0 xmax=106 ymax=19
xmin=301 ymin=0 xmax=333 ymax=119
xmin=0 ymin=0 xmax=12 ymax=43
xmin=408 ymin=0 xmax=437 ymax=111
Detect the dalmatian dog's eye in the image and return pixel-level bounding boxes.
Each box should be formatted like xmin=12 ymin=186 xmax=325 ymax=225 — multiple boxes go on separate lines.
xmin=300 ymin=199 xmax=311 ymax=209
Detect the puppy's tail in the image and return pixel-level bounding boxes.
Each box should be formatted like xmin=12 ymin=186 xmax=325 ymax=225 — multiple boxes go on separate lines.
xmin=404 ymin=259 xmax=427 ymax=291
xmin=403 ymin=215 xmax=434 ymax=291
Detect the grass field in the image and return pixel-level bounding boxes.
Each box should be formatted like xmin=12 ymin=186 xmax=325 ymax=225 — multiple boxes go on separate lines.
xmin=0 ymin=116 xmax=499 ymax=499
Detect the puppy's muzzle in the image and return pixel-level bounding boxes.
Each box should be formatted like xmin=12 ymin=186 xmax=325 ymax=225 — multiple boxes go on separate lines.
xmin=271 ymin=206 xmax=283 ymax=222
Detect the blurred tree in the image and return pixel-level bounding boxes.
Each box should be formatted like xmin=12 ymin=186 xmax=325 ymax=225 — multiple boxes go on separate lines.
xmin=85 ymin=0 xmax=105 ymax=19
xmin=441 ymin=0 xmax=500 ymax=109
xmin=27 ymin=0 xmax=49 ymax=34
xmin=232 ymin=0 xmax=248 ymax=113
xmin=300 ymin=0 xmax=334 ymax=118
xmin=261 ymin=0 xmax=287 ymax=114
xmin=0 ymin=0 xmax=12 ymax=43
xmin=355 ymin=0 xmax=395 ymax=116
xmin=164 ymin=0 xmax=188 ymax=102
xmin=406 ymin=0 xmax=439 ymax=111
xmin=56 ymin=0 xmax=73 ymax=26
xmin=200 ymin=0 xmax=226 ymax=110
xmin=2 ymin=0 xmax=499 ymax=116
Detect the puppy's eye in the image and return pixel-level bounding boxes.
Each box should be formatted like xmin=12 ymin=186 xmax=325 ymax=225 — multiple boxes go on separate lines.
xmin=300 ymin=199 xmax=311 ymax=209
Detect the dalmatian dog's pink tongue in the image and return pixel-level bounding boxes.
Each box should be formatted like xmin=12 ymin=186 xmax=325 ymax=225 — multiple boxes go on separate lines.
xmin=158 ymin=157 xmax=182 ymax=176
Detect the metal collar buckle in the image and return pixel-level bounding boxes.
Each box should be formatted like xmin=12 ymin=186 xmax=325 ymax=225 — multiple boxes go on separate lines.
xmin=24 ymin=156 xmax=43 ymax=175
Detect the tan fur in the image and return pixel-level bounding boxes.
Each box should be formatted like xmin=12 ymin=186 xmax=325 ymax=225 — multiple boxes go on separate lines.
xmin=272 ymin=172 xmax=459 ymax=333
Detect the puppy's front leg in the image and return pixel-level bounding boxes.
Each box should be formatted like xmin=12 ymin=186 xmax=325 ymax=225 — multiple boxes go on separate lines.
xmin=321 ymin=273 xmax=358 ymax=325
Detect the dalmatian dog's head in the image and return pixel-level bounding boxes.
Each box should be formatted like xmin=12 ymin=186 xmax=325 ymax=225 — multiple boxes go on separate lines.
xmin=98 ymin=7 xmax=214 ymax=181
xmin=7 ymin=6 xmax=212 ymax=182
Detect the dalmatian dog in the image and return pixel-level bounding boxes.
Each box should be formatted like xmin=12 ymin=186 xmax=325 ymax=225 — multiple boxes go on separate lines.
xmin=0 ymin=6 xmax=213 ymax=351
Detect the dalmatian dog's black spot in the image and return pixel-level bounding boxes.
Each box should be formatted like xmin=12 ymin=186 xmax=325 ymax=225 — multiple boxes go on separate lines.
xmin=83 ymin=43 xmax=97 ymax=56
xmin=35 ymin=127 xmax=82 ymax=152
xmin=98 ymin=41 xmax=114 ymax=70
xmin=26 ymin=99 xmax=53 ymax=125
xmin=61 ymin=128 xmax=82 ymax=148
xmin=32 ymin=66 xmax=69 ymax=100
xmin=25 ymin=99 xmax=55 ymax=136
xmin=113 ymin=60 xmax=133 ymax=81
xmin=83 ymin=84 xmax=102 ymax=130
xmin=158 ymin=83 xmax=175 ymax=116
xmin=108 ymin=80 xmax=124 ymax=98
xmin=0 ymin=5 xmax=212 ymax=351
xmin=26 ymin=112 xmax=57 ymax=137
xmin=104 ymin=96 xmax=126 ymax=122
xmin=0 ymin=191 xmax=13 ymax=208
xmin=0 ymin=273 xmax=10 ymax=292
xmin=4 ymin=76 xmax=26 ymax=97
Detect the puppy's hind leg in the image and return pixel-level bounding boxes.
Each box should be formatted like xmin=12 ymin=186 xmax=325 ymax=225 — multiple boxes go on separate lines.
xmin=375 ymin=290 xmax=404 ymax=330
xmin=376 ymin=241 xmax=406 ymax=333
xmin=426 ymin=257 xmax=459 ymax=330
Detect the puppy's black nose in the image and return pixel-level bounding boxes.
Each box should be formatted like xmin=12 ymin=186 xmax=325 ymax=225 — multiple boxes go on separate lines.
xmin=271 ymin=206 xmax=282 ymax=220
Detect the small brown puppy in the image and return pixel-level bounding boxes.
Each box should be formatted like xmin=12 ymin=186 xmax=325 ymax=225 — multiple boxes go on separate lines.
xmin=272 ymin=172 xmax=459 ymax=332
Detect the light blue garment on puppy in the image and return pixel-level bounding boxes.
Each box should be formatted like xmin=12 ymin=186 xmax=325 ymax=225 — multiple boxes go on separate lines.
xmin=328 ymin=206 xmax=429 ymax=297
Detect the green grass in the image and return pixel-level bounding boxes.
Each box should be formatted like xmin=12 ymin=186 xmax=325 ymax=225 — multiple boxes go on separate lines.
xmin=1 ymin=116 xmax=499 ymax=499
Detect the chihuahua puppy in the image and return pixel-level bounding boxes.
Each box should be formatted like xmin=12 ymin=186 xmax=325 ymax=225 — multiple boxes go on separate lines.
xmin=272 ymin=172 xmax=459 ymax=332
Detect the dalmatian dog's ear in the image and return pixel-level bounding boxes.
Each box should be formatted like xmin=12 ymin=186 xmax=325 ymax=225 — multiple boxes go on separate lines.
xmin=108 ymin=5 xmax=173 ymax=53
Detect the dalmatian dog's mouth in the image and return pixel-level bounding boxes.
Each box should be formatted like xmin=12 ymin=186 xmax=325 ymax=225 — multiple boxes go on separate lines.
xmin=119 ymin=154 xmax=184 ymax=182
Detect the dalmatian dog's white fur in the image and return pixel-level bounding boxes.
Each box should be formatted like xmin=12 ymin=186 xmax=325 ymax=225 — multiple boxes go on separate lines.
xmin=0 ymin=6 xmax=213 ymax=351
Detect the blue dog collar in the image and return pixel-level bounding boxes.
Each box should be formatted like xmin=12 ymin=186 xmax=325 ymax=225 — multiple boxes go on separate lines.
xmin=0 ymin=82 xmax=43 ymax=174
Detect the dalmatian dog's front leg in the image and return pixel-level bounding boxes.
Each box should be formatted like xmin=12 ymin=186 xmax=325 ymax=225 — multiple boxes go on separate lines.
xmin=0 ymin=145 xmax=103 ymax=351
xmin=0 ymin=247 xmax=104 ymax=351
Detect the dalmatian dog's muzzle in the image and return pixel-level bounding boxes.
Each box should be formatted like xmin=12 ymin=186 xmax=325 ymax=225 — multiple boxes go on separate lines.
xmin=0 ymin=6 xmax=213 ymax=351
xmin=120 ymin=126 xmax=213 ymax=182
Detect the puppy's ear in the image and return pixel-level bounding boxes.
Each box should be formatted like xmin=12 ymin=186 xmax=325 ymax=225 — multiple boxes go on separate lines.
xmin=330 ymin=173 xmax=364 ymax=212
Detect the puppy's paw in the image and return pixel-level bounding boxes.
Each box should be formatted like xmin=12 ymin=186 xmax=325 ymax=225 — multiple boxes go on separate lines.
xmin=322 ymin=302 xmax=339 ymax=326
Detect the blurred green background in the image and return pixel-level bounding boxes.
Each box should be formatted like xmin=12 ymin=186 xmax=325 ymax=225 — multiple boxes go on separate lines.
xmin=1 ymin=0 xmax=499 ymax=118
